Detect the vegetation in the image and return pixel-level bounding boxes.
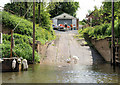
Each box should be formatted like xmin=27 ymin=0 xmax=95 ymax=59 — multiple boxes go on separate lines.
xmin=2 ymin=11 xmax=55 ymax=43
xmin=2 ymin=33 xmax=40 ymax=62
xmin=4 ymin=2 xmax=53 ymax=31
xmin=79 ymin=19 xmax=120 ymax=40
xmin=47 ymin=1 xmax=79 ymax=18
xmin=79 ymin=1 xmax=120 ymax=41
xmin=1 ymin=11 xmax=55 ymax=62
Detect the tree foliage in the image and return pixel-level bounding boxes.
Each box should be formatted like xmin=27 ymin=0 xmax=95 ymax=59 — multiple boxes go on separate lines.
xmin=47 ymin=1 xmax=79 ymax=18
xmin=4 ymin=2 xmax=53 ymax=31
xmin=84 ymin=1 xmax=120 ymax=26
xmin=1 ymin=11 xmax=56 ymax=62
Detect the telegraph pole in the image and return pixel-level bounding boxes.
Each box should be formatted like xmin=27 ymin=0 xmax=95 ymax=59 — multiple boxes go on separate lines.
xmin=32 ymin=1 xmax=35 ymax=63
xmin=112 ymin=0 xmax=115 ymax=66
xmin=10 ymin=30 xmax=13 ymax=58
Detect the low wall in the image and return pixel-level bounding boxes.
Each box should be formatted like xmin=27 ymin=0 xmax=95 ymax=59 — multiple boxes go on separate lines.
xmin=84 ymin=33 xmax=119 ymax=62
xmin=90 ymin=38 xmax=111 ymax=62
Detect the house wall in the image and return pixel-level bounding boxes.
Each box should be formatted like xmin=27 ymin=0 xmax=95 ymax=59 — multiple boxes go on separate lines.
xmin=52 ymin=19 xmax=57 ymax=26
xmin=52 ymin=13 xmax=79 ymax=30
xmin=72 ymin=19 xmax=76 ymax=26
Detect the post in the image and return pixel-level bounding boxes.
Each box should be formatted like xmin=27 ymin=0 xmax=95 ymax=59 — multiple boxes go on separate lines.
xmin=10 ymin=30 xmax=13 ymax=58
xmin=32 ymin=1 xmax=35 ymax=63
xmin=112 ymin=0 xmax=115 ymax=65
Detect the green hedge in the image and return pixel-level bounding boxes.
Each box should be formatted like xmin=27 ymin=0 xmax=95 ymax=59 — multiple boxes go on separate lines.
xmin=1 ymin=34 xmax=40 ymax=62
xmin=79 ymin=20 xmax=120 ymax=39
xmin=2 ymin=11 xmax=55 ymax=43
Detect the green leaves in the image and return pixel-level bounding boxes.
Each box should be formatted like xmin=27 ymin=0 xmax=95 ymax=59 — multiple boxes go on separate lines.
xmin=2 ymin=11 xmax=55 ymax=62
xmin=48 ymin=2 xmax=79 ymax=18
xmin=79 ymin=20 xmax=120 ymax=40
xmin=2 ymin=34 xmax=39 ymax=62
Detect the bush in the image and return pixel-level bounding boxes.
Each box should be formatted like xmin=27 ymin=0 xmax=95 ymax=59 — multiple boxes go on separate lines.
xmin=13 ymin=43 xmax=39 ymax=62
xmin=2 ymin=11 xmax=55 ymax=41
xmin=2 ymin=11 xmax=33 ymax=36
xmin=79 ymin=20 xmax=120 ymax=39
xmin=1 ymin=34 xmax=40 ymax=62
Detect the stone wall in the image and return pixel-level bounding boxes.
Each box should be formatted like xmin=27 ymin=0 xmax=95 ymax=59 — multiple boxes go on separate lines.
xmin=90 ymin=38 xmax=111 ymax=62
xmin=84 ymin=33 xmax=114 ymax=62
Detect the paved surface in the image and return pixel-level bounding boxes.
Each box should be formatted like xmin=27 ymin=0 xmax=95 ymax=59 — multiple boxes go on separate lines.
xmin=41 ymin=30 xmax=103 ymax=66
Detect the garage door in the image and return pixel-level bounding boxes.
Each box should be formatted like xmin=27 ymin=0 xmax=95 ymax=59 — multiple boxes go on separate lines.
xmin=57 ymin=19 xmax=72 ymax=26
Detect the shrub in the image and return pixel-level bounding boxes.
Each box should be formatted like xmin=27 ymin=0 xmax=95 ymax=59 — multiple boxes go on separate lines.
xmin=1 ymin=34 xmax=40 ymax=62
xmin=2 ymin=11 xmax=55 ymax=41
xmin=13 ymin=43 xmax=39 ymax=62
xmin=79 ymin=20 xmax=120 ymax=39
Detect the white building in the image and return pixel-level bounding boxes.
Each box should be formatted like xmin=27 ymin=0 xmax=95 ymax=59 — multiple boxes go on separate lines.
xmin=52 ymin=13 xmax=79 ymax=30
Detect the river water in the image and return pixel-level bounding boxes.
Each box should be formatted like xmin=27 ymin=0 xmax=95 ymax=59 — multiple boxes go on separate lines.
xmin=2 ymin=62 xmax=120 ymax=84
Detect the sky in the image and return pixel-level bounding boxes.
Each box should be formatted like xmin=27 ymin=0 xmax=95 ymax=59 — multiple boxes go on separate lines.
xmin=0 ymin=0 xmax=104 ymax=21
xmin=76 ymin=0 xmax=104 ymax=21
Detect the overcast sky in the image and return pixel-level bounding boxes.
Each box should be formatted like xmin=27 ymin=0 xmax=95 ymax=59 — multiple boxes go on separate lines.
xmin=0 ymin=0 xmax=104 ymax=21
xmin=76 ymin=0 xmax=104 ymax=21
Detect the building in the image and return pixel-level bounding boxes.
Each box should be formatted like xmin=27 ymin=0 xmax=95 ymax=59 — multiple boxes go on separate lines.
xmin=86 ymin=10 xmax=101 ymax=26
xmin=52 ymin=13 xmax=79 ymax=30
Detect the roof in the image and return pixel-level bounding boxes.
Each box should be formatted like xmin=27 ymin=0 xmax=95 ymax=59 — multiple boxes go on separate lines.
xmin=86 ymin=10 xmax=96 ymax=18
xmin=52 ymin=13 xmax=76 ymax=19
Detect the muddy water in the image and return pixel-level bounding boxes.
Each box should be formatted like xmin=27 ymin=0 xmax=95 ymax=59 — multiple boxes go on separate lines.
xmin=2 ymin=63 xmax=120 ymax=83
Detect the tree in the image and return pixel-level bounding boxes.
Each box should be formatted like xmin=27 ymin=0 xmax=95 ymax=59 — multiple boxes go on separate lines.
xmin=47 ymin=1 xmax=79 ymax=18
xmin=102 ymin=1 xmax=120 ymax=23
